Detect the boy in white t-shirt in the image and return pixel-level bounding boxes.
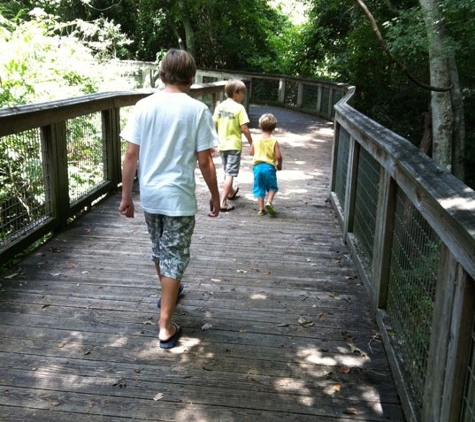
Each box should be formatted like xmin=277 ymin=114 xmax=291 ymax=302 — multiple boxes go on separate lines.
xmin=119 ymin=49 xmax=220 ymax=349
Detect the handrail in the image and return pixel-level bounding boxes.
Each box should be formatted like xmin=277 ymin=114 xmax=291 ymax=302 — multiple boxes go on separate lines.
xmin=331 ymin=88 xmax=475 ymax=422
xmin=0 ymin=82 xmax=226 ymax=263
xmin=3 ymin=69 xmax=474 ymax=421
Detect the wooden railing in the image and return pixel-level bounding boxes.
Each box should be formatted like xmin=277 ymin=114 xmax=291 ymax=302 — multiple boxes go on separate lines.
xmin=3 ymin=69 xmax=474 ymax=421
xmin=0 ymin=82 xmax=226 ymax=263
xmin=196 ymin=70 xmax=348 ymax=120
xmin=331 ymin=88 xmax=475 ymax=422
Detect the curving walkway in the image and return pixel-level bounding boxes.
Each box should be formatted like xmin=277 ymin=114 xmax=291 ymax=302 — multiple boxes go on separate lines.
xmin=0 ymin=105 xmax=404 ymax=421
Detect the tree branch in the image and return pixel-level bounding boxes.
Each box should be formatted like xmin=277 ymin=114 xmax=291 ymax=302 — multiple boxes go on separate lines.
xmin=354 ymin=0 xmax=452 ymax=92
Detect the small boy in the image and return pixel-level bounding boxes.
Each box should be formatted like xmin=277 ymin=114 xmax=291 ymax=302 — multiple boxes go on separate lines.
xmin=213 ymin=79 xmax=253 ymax=211
xmin=250 ymin=113 xmax=282 ymax=216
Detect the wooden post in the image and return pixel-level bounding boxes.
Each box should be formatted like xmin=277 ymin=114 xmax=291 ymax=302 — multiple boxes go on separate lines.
xmin=297 ymin=82 xmax=303 ymax=109
xmin=330 ymin=121 xmax=341 ymax=194
xmin=316 ymin=86 xmax=323 ymax=117
xmin=422 ymin=246 xmax=465 ymax=421
xmin=328 ymin=87 xmax=334 ymax=118
xmin=278 ymin=78 xmax=285 ymax=105
xmin=371 ymin=169 xmax=396 ymax=311
xmin=102 ymin=108 xmax=121 ymax=186
xmin=440 ymin=268 xmax=474 ymax=421
xmin=343 ymin=136 xmax=359 ymax=238
xmin=41 ymin=121 xmax=69 ymax=230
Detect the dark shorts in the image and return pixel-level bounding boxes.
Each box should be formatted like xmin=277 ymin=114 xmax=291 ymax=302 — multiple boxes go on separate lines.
xmin=253 ymin=163 xmax=278 ymax=198
xmin=144 ymin=212 xmax=195 ymax=280
xmin=220 ymin=150 xmax=241 ymax=177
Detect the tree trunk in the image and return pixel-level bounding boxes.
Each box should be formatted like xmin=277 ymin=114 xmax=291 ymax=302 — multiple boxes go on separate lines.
xmin=419 ymin=0 xmax=465 ymax=179
xmin=449 ymin=55 xmax=466 ymax=180
xmin=419 ymin=0 xmax=453 ymax=173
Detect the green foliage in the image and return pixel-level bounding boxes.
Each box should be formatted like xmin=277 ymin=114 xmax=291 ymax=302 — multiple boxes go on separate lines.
xmin=0 ymin=9 xmax=136 ymax=107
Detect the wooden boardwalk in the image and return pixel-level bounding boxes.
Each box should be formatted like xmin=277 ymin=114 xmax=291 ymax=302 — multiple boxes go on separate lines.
xmin=0 ymin=105 xmax=404 ymax=421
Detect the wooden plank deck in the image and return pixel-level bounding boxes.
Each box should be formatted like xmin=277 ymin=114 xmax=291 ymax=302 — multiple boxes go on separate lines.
xmin=0 ymin=105 xmax=404 ymax=421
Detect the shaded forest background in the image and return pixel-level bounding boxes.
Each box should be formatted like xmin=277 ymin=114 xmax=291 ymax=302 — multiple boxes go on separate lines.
xmin=1 ymin=0 xmax=474 ymax=187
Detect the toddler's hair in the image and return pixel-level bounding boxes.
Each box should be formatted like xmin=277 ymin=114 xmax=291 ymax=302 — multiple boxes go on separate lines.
xmin=259 ymin=113 xmax=277 ymax=132
xmin=225 ymin=79 xmax=247 ymax=98
xmin=159 ymin=49 xmax=196 ymax=86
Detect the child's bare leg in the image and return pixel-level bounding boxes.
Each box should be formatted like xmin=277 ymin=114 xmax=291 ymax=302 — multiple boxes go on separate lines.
xmin=267 ymin=190 xmax=276 ymax=204
xmin=257 ymin=197 xmax=265 ymax=212
xmin=221 ymin=175 xmax=234 ymax=208
xmin=155 ymin=263 xmax=180 ymax=340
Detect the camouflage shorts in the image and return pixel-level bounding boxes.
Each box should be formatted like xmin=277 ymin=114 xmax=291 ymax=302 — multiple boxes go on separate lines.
xmin=143 ymin=212 xmax=196 ymax=280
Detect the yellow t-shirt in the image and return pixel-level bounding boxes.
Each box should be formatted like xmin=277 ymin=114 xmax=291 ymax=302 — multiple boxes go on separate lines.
xmin=253 ymin=137 xmax=277 ymax=166
xmin=213 ymin=98 xmax=250 ymax=151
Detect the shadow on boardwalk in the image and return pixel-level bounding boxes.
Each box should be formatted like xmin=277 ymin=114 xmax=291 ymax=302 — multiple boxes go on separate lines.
xmin=0 ymin=105 xmax=404 ymax=421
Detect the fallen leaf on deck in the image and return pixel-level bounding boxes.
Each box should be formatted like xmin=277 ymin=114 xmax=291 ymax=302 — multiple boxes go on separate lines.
xmin=236 ymin=270 xmax=247 ymax=273
xmin=201 ymin=323 xmax=213 ymax=331
xmin=49 ymin=272 xmax=61 ymax=276
xmin=339 ymin=365 xmax=350 ymax=374
xmin=58 ymin=342 xmax=67 ymax=348
xmin=153 ymin=393 xmax=163 ymax=401
xmin=344 ymin=407 xmax=359 ymax=415
xmin=333 ymin=384 xmax=341 ymax=391
xmin=298 ymin=316 xmax=314 ymax=327
xmin=42 ymin=304 xmax=51 ymax=309
xmin=278 ymin=323 xmax=289 ymax=327
xmin=83 ymin=349 xmax=91 ymax=355
xmin=5 ymin=273 xmax=18 ymax=279
xmin=113 ymin=378 xmax=126 ymax=388
xmin=211 ymin=278 xmax=221 ymax=282
xmin=347 ymin=342 xmax=368 ymax=358
xmin=50 ymin=402 xmax=61 ymax=407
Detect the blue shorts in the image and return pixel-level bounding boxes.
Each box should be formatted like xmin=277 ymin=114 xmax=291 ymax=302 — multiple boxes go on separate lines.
xmin=253 ymin=163 xmax=278 ymax=198
xmin=144 ymin=212 xmax=195 ymax=280
xmin=220 ymin=150 xmax=241 ymax=177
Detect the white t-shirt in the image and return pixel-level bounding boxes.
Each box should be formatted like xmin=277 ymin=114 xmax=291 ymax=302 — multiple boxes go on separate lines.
xmin=120 ymin=91 xmax=218 ymax=216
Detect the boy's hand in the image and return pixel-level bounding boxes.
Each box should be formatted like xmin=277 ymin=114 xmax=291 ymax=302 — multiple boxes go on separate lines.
xmin=119 ymin=199 xmax=135 ymax=218
xmin=208 ymin=198 xmax=220 ymax=217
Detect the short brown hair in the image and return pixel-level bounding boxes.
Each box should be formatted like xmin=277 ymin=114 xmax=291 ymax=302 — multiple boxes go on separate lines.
xmin=259 ymin=113 xmax=277 ymax=132
xmin=225 ymin=79 xmax=246 ymax=98
xmin=159 ymin=49 xmax=196 ymax=86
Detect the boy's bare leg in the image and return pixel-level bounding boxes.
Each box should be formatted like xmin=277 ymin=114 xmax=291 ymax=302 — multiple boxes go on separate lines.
xmin=155 ymin=263 xmax=180 ymax=340
xmin=267 ymin=190 xmax=276 ymax=205
xmin=221 ymin=175 xmax=234 ymax=208
xmin=257 ymin=197 xmax=265 ymax=212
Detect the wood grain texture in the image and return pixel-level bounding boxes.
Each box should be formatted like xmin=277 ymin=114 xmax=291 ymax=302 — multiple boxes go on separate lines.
xmin=0 ymin=105 xmax=404 ymax=421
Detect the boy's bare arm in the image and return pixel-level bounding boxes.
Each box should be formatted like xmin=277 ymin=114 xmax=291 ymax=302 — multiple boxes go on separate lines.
xmin=197 ymin=149 xmax=220 ymax=217
xmin=119 ymin=142 xmax=139 ymax=218
xmin=275 ymin=142 xmax=283 ymax=170
xmin=241 ymin=124 xmax=253 ymax=146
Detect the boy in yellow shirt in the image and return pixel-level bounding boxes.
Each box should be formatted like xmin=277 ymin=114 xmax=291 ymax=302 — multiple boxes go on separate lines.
xmin=250 ymin=113 xmax=283 ymax=216
xmin=213 ymin=79 xmax=253 ymax=211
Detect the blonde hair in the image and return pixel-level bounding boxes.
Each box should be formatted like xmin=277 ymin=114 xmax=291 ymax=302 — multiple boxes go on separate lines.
xmin=259 ymin=113 xmax=277 ymax=132
xmin=159 ymin=49 xmax=196 ymax=86
xmin=225 ymin=79 xmax=246 ymax=98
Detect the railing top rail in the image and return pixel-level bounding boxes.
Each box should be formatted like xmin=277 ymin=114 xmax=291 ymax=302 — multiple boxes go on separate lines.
xmin=197 ymin=69 xmax=352 ymax=88
xmin=335 ymin=92 xmax=475 ymax=279
xmin=0 ymin=81 xmax=226 ymax=137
